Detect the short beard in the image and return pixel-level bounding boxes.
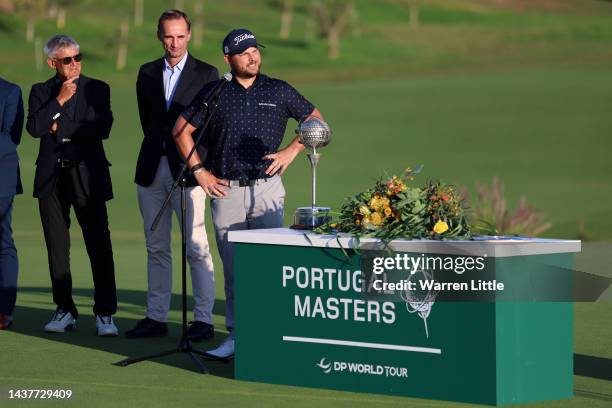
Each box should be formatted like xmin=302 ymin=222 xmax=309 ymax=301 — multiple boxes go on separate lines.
xmin=230 ymin=60 xmax=260 ymax=79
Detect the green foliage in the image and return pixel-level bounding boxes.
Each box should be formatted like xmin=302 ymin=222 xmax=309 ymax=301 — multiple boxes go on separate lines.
xmin=3 ymin=0 xmax=612 ymax=82
xmin=1 ymin=0 xmax=611 ymax=241
xmin=423 ymin=180 xmax=471 ymax=239
xmin=0 ymin=3 xmax=610 ymax=406
xmin=315 ymin=166 xmax=472 ymax=241
xmin=465 ymin=177 xmax=551 ymax=237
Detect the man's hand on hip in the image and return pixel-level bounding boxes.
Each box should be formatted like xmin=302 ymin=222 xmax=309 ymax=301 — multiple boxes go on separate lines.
xmin=194 ymin=169 xmax=229 ymax=197
xmin=263 ymin=143 xmax=302 ymax=176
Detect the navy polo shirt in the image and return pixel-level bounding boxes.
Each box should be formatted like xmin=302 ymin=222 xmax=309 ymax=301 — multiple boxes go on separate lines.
xmin=181 ymin=74 xmax=314 ymax=180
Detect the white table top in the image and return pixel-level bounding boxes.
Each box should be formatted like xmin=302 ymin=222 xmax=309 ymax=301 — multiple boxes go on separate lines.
xmin=228 ymin=228 xmax=581 ymax=258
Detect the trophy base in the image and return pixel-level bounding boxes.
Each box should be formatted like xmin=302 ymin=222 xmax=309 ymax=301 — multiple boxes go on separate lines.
xmin=292 ymin=206 xmax=331 ymax=230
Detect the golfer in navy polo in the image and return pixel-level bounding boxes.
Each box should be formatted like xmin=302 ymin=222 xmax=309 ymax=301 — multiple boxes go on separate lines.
xmin=172 ymin=28 xmax=324 ymax=358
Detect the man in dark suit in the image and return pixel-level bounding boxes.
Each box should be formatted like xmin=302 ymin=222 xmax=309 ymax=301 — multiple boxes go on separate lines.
xmin=0 ymin=77 xmax=23 ymax=330
xmin=126 ymin=10 xmax=218 ymax=340
xmin=26 ymin=35 xmax=118 ymax=336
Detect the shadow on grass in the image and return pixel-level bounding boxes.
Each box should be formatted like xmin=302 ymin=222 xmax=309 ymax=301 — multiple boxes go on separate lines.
xmin=11 ymin=287 xmax=233 ymax=378
xmin=17 ymin=286 xmax=227 ymax=317
xmin=574 ymin=354 xmax=612 ymax=382
xmin=0 ymin=20 xmax=10 ymax=33
xmin=13 ymin=288 xmax=612 ymax=384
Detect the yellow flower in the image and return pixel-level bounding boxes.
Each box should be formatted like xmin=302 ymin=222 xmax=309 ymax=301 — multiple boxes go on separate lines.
xmin=371 ymin=212 xmax=384 ymax=226
xmin=384 ymin=207 xmax=393 ymax=217
xmin=369 ymin=196 xmax=390 ymax=212
xmin=433 ymin=220 xmax=449 ymax=234
xmin=359 ymin=205 xmax=371 ymax=215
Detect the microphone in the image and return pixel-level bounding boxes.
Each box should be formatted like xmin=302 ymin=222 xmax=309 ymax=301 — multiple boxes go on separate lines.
xmin=201 ymin=72 xmax=232 ymax=109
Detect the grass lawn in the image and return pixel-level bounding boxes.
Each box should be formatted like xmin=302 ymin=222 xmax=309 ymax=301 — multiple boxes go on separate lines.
xmin=1 ymin=238 xmax=610 ymax=407
xmin=0 ymin=1 xmax=610 ymax=406
xmin=3 ymin=1 xmax=612 ymax=239
xmin=4 ymin=67 xmax=612 ymax=404
xmin=9 ymin=64 xmax=612 ymax=240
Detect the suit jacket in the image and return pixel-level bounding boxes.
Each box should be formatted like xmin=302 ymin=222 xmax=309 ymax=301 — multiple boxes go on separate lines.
xmin=26 ymin=75 xmax=114 ymax=201
xmin=134 ymin=54 xmax=218 ymax=187
xmin=0 ymin=78 xmax=24 ymax=198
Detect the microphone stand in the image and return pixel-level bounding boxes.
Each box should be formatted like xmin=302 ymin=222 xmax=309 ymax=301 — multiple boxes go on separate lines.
xmin=115 ymin=83 xmax=229 ymax=374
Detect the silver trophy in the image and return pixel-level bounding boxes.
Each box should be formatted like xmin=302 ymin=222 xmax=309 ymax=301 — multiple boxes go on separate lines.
xmin=293 ymin=118 xmax=332 ymax=229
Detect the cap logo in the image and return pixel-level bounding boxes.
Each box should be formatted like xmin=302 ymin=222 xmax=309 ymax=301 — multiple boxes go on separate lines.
xmin=224 ymin=46 xmax=229 ymax=53
xmin=233 ymin=33 xmax=255 ymax=46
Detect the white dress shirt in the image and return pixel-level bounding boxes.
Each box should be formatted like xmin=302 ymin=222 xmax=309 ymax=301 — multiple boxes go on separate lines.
xmin=163 ymin=51 xmax=188 ymax=110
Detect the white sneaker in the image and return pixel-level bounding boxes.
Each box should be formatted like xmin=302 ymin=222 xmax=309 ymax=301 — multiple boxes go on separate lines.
xmin=95 ymin=315 xmax=118 ymax=337
xmin=44 ymin=309 xmax=76 ymax=333
xmin=206 ymin=332 xmax=235 ymax=359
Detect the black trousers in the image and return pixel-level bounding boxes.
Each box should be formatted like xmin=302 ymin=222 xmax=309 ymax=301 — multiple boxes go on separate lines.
xmin=38 ymin=166 xmax=117 ymax=318
xmin=0 ymin=197 xmax=18 ymax=315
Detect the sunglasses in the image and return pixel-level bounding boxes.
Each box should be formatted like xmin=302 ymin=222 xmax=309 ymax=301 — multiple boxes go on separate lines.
xmin=55 ymin=53 xmax=82 ymax=65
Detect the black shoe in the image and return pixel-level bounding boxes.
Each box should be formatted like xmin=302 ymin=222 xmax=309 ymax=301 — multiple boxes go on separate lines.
xmin=187 ymin=321 xmax=214 ymax=342
xmin=125 ymin=317 xmax=168 ymax=339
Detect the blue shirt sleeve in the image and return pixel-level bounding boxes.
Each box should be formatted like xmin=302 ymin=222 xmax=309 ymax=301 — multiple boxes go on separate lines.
xmin=281 ymin=81 xmax=315 ymax=122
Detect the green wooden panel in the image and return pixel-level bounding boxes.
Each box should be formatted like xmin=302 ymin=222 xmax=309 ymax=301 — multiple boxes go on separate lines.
xmin=495 ymin=254 xmax=574 ymax=405
xmin=234 ymin=243 xmax=574 ymax=405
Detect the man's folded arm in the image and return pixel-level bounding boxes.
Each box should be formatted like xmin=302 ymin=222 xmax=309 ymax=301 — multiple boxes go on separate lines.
xmin=57 ymin=83 xmax=113 ymax=143
xmin=26 ymin=85 xmax=64 ymax=139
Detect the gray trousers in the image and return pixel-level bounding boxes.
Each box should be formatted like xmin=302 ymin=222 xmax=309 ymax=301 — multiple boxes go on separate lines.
xmin=0 ymin=197 xmax=18 ymax=315
xmin=137 ymin=157 xmax=215 ymax=324
xmin=211 ymin=175 xmax=285 ymax=330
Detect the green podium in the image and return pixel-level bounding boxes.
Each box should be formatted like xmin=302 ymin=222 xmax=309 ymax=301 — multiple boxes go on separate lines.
xmin=229 ymin=228 xmax=580 ymax=405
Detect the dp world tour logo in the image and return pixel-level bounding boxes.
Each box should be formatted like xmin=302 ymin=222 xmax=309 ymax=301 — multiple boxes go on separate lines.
xmin=315 ymin=357 xmax=408 ymax=378
xmin=316 ymin=357 xmax=332 ymax=374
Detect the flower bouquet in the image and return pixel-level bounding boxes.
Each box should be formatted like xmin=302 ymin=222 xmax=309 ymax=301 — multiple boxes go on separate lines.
xmin=314 ymin=166 xmax=472 ymax=241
